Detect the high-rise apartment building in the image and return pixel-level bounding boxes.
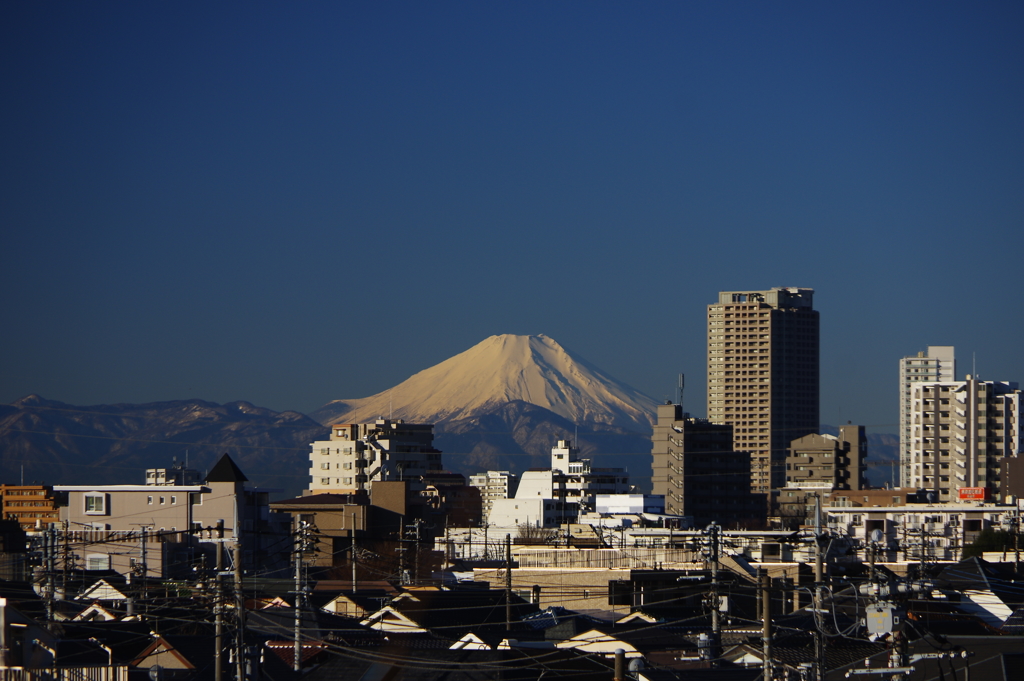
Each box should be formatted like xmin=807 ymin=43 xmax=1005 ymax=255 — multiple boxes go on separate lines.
xmin=707 ymin=288 xmax=819 ymax=493
xmin=899 ymin=346 xmax=955 ymax=487
xmin=651 ymin=402 xmax=765 ymax=526
xmin=308 ymin=418 xmax=443 ymax=495
xmin=907 ymin=375 xmax=1022 ymax=502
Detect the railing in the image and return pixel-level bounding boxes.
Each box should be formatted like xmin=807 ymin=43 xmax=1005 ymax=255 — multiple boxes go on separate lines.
xmin=0 ymin=667 xmax=127 ymax=681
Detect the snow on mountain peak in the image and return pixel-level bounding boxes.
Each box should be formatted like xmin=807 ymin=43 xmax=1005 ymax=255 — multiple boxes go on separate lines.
xmin=315 ymin=334 xmax=657 ymax=432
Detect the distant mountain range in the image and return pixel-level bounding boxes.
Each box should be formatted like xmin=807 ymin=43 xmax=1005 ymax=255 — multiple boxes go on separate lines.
xmin=0 ymin=395 xmax=325 ymax=499
xmin=1 ymin=334 xmax=901 ymax=495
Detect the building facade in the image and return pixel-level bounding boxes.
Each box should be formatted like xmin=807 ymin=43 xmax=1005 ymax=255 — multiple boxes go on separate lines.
xmin=651 ymin=402 xmax=765 ymax=527
xmin=468 ymin=471 xmax=519 ymax=520
xmin=56 ymin=455 xmax=289 ymax=577
xmin=707 ymin=288 xmax=819 ymax=493
xmin=308 ymin=418 xmax=443 ymax=495
xmin=899 ymin=346 xmax=955 ymax=487
xmin=785 ymin=424 xmax=867 ymax=491
xmin=0 ymin=485 xmax=61 ymax=531
xmin=907 ymin=375 xmax=1022 ymax=503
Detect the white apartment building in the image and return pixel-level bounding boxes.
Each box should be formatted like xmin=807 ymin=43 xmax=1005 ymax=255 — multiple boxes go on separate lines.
xmin=907 ymin=375 xmax=1022 ymax=503
xmin=826 ymin=502 xmax=1017 ymax=562
xmin=481 ymin=440 xmax=630 ymax=526
xmin=308 ymin=418 xmax=443 ymax=494
xmin=899 ymin=346 xmax=955 ymax=487
xmin=468 ymin=470 xmax=519 ymax=519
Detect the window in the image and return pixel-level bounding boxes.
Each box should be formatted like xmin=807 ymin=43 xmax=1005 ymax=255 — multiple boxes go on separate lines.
xmin=159 ymin=497 xmax=165 ymax=505
xmin=86 ymin=554 xmax=110 ymax=571
xmin=320 ymin=477 xmax=331 ymax=485
xmin=171 ymin=496 xmax=176 ymax=505
xmin=147 ymin=496 xmax=153 ymax=505
xmin=320 ymin=462 xmax=330 ymax=470
xmin=343 ymin=477 xmax=353 ymax=485
xmin=84 ymin=493 xmax=106 ymax=515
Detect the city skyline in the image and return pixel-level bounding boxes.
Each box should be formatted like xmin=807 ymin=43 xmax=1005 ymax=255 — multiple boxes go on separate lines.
xmin=2 ymin=3 xmax=1023 ymax=434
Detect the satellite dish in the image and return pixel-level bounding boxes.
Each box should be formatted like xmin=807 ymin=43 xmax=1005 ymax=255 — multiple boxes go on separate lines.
xmin=870 ymin=529 xmax=883 ymax=543
xmin=149 ymin=665 xmax=163 ymax=681
xmin=926 ymin=492 xmax=936 ymax=503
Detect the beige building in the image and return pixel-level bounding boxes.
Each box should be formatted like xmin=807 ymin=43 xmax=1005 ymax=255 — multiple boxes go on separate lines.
xmin=308 ymin=418 xmax=442 ymax=495
xmin=56 ymin=455 xmax=289 ymax=577
xmin=907 ymin=375 xmax=1022 ymax=503
xmin=899 ymin=346 xmax=955 ymax=487
xmin=707 ymin=288 xmax=819 ymax=493
xmin=786 ymin=424 xmax=867 ymax=491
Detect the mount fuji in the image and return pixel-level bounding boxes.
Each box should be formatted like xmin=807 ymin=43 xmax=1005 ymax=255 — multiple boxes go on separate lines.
xmin=311 ymin=335 xmax=658 ymax=481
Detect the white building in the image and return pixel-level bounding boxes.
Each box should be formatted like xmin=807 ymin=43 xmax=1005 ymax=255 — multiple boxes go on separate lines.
xmin=308 ymin=418 xmax=442 ymax=494
xmin=468 ymin=471 xmax=519 ymax=519
xmin=899 ymin=346 xmax=955 ymax=487
xmin=826 ymin=502 xmax=1017 ymax=562
xmin=907 ymin=375 xmax=1022 ymax=503
xmin=527 ymin=439 xmax=629 ymax=507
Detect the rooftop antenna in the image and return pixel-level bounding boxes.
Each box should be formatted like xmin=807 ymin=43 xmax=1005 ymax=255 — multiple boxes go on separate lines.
xmin=678 ymin=373 xmax=685 ymax=412
xmin=972 ymin=352 xmax=976 ymax=378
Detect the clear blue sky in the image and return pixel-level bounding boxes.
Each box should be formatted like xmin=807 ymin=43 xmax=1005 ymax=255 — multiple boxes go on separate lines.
xmin=2 ymin=2 xmax=1022 ymax=433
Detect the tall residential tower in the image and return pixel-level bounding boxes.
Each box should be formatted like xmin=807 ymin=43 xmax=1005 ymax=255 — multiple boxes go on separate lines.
xmin=707 ymin=288 xmax=819 ymax=493
xmin=899 ymin=346 xmax=955 ymax=487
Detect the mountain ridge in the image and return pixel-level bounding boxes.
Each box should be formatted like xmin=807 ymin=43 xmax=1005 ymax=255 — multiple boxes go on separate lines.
xmin=311 ymin=334 xmax=658 ymax=433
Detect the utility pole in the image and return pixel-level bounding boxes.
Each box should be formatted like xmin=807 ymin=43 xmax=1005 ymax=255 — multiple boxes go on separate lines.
xmin=351 ymin=512 xmax=358 ymax=593
xmin=61 ymin=521 xmax=69 ymax=601
xmin=293 ymin=521 xmax=310 ymax=673
xmin=141 ymin=527 xmax=148 ymax=606
xmin=233 ymin=543 xmax=245 ymax=681
xmin=706 ymin=523 xmax=721 ymax=666
xmin=505 ymin=534 xmax=512 ymax=632
xmin=214 ymin=567 xmax=224 ymax=681
xmin=1014 ymin=514 xmax=1021 ymax=578
xmin=44 ymin=527 xmax=54 ymax=626
xmin=813 ymin=495 xmax=826 ymax=681
xmin=761 ymin=568 xmax=772 ymax=681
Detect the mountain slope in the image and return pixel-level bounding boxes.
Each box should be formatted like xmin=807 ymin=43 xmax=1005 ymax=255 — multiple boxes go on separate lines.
xmin=0 ymin=395 xmax=326 ymax=498
xmin=311 ymin=334 xmax=657 ymax=432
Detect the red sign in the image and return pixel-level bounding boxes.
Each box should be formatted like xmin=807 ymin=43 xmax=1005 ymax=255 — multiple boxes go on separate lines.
xmin=958 ymin=487 xmax=988 ymax=501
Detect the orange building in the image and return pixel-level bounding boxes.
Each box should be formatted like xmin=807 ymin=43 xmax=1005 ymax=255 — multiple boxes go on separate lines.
xmin=0 ymin=485 xmax=61 ymax=531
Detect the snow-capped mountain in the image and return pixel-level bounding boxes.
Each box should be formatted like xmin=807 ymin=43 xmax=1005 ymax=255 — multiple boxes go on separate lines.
xmin=310 ymin=334 xmax=658 ymax=433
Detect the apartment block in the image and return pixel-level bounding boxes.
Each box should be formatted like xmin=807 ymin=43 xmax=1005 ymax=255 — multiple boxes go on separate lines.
xmin=309 ymin=418 xmax=443 ymax=495
xmin=708 ymin=288 xmax=819 ymax=493
xmin=786 ymin=424 xmax=867 ymax=491
xmin=55 ymin=454 xmax=289 ymax=577
xmin=651 ymin=402 xmax=765 ymax=527
xmin=907 ymin=375 xmax=1022 ymax=502
xmin=0 ymin=485 xmax=61 ymax=531
xmin=899 ymin=346 xmax=955 ymax=487
xmin=468 ymin=471 xmax=519 ymax=520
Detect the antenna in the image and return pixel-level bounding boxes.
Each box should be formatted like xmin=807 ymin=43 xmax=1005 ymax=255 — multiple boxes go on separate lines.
xmin=678 ymin=373 xmax=685 ymax=412
xmin=972 ymin=352 xmax=976 ymax=378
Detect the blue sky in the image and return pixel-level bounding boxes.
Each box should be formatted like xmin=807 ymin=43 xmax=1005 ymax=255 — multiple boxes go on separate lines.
xmin=2 ymin=2 xmax=1022 ymax=433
